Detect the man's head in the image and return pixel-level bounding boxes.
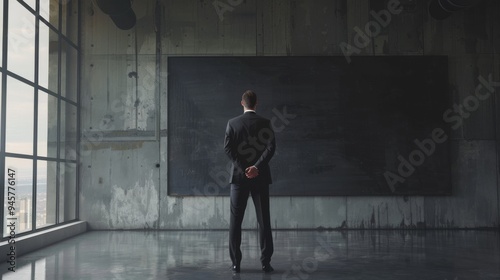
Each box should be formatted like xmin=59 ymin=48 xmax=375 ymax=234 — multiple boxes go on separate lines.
xmin=241 ymin=90 xmax=257 ymax=110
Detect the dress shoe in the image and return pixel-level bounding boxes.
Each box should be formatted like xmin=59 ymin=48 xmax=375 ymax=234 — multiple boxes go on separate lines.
xmin=231 ymin=264 xmax=240 ymax=273
xmin=262 ymin=264 xmax=274 ymax=273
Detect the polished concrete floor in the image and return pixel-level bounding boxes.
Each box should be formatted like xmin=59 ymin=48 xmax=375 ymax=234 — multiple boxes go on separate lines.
xmin=1 ymin=230 xmax=499 ymax=279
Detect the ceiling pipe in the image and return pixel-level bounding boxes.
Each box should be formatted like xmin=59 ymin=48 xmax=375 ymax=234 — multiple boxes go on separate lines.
xmin=428 ymin=0 xmax=482 ymax=20
xmin=95 ymin=0 xmax=137 ymax=30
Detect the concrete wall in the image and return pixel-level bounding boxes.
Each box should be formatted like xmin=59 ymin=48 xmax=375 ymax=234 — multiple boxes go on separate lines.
xmin=79 ymin=0 xmax=500 ymax=230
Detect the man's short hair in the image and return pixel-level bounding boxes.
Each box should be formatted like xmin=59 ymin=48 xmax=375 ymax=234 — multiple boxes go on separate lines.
xmin=242 ymin=90 xmax=257 ymax=109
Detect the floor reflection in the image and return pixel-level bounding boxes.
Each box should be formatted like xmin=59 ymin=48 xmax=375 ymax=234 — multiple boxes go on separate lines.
xmin=0 ymin=230 xmax=499 ymax=279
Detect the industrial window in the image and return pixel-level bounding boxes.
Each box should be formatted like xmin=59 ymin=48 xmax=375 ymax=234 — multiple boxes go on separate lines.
xmin=1 ymin=0 xmax=80 ymax=238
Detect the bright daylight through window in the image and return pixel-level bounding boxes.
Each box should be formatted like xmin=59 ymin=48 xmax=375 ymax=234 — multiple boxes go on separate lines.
xmin=1 ymin=0 xmax=79 ymax=238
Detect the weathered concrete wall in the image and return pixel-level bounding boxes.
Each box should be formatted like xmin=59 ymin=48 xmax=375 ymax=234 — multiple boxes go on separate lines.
xmin=79 ymin=0 xmax=500 ymax=229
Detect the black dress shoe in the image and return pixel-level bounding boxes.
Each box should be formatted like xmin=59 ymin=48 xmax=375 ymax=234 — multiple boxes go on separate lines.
xmin=262 ymin=264 xmax=274 ymax=273
xmin=231 ymin=265 xmax=240 ymax=273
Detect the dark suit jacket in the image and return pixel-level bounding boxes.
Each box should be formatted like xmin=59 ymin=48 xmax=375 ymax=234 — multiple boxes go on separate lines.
xmin=224 ymin=111 xmax=276 ymax=185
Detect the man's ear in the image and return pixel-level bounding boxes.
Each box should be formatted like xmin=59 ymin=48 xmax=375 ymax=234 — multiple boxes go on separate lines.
xmin=241 ymin=100 xmax=245 ymax=107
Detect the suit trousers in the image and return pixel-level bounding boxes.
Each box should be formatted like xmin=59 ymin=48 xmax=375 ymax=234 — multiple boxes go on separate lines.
xmin=229 ymin=182 xmax=274 ymax=266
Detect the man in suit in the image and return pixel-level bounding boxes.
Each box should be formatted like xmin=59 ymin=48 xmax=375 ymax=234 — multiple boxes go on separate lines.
xmin=224 ymin=90 xmax=276 ymax=274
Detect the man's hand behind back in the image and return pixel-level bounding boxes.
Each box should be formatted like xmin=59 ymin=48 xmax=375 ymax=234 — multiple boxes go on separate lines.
xmin=245 ymin=166 xmax=259 ymax=179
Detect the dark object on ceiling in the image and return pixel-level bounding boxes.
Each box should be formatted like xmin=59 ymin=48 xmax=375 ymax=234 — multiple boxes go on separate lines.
xmin=95 ymin=0 xmax=136 ymax=30
xmin=428 ymin=0 xmax=482 ymax=20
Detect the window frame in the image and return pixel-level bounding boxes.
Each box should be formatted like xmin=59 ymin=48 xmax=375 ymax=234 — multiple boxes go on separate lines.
xmin=0 ymin=0 xmax=80 ymax=241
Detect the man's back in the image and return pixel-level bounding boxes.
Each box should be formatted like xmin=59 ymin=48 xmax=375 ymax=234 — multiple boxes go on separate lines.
xmin=224 ymin=111 xmax=276 ymax=185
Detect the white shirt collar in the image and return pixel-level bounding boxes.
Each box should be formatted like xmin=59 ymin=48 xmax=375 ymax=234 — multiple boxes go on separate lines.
xmin=244 ymin=109 xmax=256 ymax=113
